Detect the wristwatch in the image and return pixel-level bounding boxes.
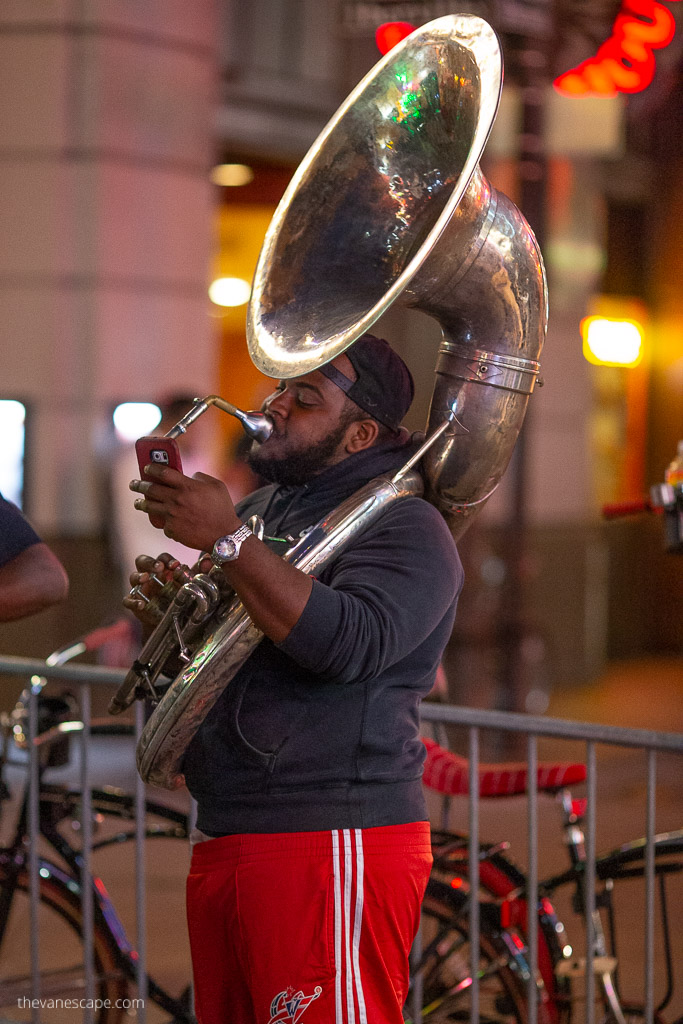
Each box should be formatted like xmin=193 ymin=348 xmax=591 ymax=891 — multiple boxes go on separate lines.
xmin=211 ymin=524 xmax=252 ymax=565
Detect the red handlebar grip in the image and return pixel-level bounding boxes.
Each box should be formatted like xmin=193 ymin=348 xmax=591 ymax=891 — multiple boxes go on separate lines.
xmin=82 ymin=618 xmax=134 ymax=652
xmin=601 ymin=499 xmax=652 ymax=519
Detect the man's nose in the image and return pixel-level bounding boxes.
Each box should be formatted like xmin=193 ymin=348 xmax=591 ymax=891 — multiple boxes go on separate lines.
xmin=263 ymin=388 xmax=290 ymax=421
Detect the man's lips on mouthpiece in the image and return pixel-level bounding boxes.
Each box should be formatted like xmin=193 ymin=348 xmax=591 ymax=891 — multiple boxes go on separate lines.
xmin=261 ymin=426 xmax=284 ymax=444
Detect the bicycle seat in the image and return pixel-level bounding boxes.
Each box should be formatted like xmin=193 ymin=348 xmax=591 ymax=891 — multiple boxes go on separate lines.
xmin=422 ymin=738 xmax=587 ymax=797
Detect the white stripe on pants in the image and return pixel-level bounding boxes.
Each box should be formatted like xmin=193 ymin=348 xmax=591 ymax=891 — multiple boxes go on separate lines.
xmin=332 ymin=829 xmax=367 ymax=1024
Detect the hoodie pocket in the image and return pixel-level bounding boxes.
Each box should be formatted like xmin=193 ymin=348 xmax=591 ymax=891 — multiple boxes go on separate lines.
xmin=223 ymin=675 xmax=277 ymax=771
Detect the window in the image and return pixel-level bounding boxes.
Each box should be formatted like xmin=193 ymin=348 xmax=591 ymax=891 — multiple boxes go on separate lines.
xmin=0 ymin=400 xmax=26 ymax=508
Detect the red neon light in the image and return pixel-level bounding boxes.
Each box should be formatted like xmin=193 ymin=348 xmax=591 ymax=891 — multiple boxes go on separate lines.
xmin=376 ymin=21 xmax=416 ymax=55
xmin=379 ymin=7 xmax=679 ymax=97
xmin=554 ymin=0 xmax=680 ymax=96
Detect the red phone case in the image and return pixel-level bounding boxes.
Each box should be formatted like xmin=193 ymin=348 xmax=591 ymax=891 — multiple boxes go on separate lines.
xmin=135 ymin=437 xmax=183 ymax=529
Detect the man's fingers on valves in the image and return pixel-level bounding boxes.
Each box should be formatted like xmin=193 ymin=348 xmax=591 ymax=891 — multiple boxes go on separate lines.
xmin=157 ymin=555 xmax=182 ymax=571
xmin=130 ymin=554 xmax=181 ymax=582
xmin=125 ymin=554 xmax=184 ymax=614
xmin=133 ymin=554 xmax=165 ymax=573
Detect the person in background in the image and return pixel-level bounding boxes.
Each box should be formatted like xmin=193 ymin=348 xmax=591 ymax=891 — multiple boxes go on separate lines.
xmin=221 ymin=431 xmax=262 ymax=506
xmin=0 ymin=492 xmax=69 ymax=622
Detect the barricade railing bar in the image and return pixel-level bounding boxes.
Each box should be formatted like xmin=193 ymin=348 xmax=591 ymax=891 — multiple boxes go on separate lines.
xmin=0 ymin=655 xmax=125 ymax=687
xmin=1 ymin=653 xmax=682 ymax=1024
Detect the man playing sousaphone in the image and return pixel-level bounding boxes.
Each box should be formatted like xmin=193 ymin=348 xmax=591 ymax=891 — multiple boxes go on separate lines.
xmin=117 ymin=6 xmax=548 ymax=1015
xmin=127 ymin=334 xmax=463 ymax=1024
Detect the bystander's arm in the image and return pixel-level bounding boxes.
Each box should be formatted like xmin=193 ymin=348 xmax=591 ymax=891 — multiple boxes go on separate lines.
xmin=0 ymin=542 xmax=69 ymax=622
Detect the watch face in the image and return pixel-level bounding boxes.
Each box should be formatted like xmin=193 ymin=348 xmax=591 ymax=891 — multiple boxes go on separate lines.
xmin=216 ymin=538 xmax=237 ymax=560
xmin=213 ymin=524 xmax=251 ymax=564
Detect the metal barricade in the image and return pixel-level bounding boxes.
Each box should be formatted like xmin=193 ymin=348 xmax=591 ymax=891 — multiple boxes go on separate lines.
xmin=0 ymin=656 xmax=133 ymax=1024
xmin=0 ymin=652 xmax=681 ymax=1024
xmin=418 ymin=702 xmax=683 ymax=1024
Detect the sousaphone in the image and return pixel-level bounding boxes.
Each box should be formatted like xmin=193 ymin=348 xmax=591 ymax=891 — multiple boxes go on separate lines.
xmin=110 ymin=14 xmax=548 ymax=789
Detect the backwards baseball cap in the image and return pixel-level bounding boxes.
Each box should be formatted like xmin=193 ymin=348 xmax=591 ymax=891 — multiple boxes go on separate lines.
xmin=319 ymin=334 xmax=415 ymax=432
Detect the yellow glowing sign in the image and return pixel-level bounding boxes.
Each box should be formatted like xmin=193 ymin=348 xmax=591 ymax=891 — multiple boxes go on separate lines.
xmin=581 ymin=315 xmax=644 ymax=367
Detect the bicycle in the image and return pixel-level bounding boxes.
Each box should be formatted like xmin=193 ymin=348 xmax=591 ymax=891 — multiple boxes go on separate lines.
xmin=407 ymin=737 xmax=683 ymax=1024
xmin=0 ymin=623 xmax=195 ymax=1024
xmin=408 ymin=485 xmax=683 ymax=1024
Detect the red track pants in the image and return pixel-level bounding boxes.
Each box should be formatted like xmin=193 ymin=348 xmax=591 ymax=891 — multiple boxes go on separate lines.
xmin=186 ymin=822 xmax=432 ymax=1024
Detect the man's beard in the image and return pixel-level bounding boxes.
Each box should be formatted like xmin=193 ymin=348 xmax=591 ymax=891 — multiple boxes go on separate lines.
xmin=247 ymin=422 xmax=348 ymax=487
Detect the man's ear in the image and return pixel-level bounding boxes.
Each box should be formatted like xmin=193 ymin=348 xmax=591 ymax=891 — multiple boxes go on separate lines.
xmin=345 ymin=417 xmax=379 ymax=453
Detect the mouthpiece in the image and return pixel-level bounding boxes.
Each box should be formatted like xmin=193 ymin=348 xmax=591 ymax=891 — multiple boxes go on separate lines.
xmin=233 ymin=409 xmax=273 ymax=443
xmin=164 ymin=395 xmax=273 ymax=443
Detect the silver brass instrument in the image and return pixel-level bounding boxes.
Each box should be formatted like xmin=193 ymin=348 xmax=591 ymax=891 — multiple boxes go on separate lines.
xmin=111 ymin=15 xmax=548 ymax=789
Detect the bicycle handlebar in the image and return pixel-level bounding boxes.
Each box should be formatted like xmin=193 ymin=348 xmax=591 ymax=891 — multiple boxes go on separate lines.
xmin=2 ymin=619 xmax=138 ymax=760
xmin=81 ymin=619 xmax=134 ymax=653
xmin=45 ymin=618 xmax=135 ymax=667
xmin=602 ymin=482 xmax=682 ymax=552
xmin=601 ymin=499 xmax=655 ymax=519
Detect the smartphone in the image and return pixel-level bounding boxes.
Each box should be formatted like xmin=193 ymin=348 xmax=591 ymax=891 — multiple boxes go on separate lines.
xmin=135 ymin=436 xmax=184 ymax=529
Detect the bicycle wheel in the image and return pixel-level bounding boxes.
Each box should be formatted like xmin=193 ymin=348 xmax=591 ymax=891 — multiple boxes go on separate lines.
xmin=408 ymin=880 xmax=529 ymax=1024
xmin=0 ymin=862 xmax=129 ymax=1024
xmin=606 ymin=1006 xmax=668 ymax=1024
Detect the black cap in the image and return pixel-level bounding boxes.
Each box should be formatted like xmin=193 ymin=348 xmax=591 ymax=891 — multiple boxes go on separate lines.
xmin=319 ymin=334 xmax=415 ymax=431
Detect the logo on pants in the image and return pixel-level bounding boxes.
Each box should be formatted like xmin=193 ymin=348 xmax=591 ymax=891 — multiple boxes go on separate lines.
xmin=268 ymin=985 xmax=322 ymax=1023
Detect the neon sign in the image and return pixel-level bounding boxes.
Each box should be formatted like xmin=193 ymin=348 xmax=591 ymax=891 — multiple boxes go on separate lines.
xmin=377 ymin=5 xmax=680 ymax=98
xmin=376 ymin=21 xmax=415 ymax=54
xmin=554 ymin=0 xmax=680 ymax=96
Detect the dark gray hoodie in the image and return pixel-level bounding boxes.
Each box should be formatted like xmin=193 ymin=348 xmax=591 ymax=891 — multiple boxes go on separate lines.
xmin=182 ymin=436 xmax=463 ymax=834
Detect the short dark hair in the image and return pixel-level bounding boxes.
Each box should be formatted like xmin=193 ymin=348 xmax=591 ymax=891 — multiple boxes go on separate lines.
xmin=339 ymin=394 xmax=397 ymax=446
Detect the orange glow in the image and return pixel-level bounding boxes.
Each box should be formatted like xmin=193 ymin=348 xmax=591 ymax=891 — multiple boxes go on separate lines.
xmin=584 ymin=297 xmax=650 ymax=505
xmin=582 ymin=315 xmax=645 ymax=367
xmin=554 ymin=0 xmax=678 ymax=97
xmin=450 ymin=876 xmax=464 ymax=889
xmin=375 ymin=22 xmax=416 ymax=55
xmin=213 ymin=203 xmax=277 ymax=448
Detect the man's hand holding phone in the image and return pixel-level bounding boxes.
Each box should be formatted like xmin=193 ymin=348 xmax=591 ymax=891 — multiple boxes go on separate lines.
xmin=129 ymin=445 xmax=240 ymax=551
xmin=134 ymin=437 xmax=183 ymax=528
